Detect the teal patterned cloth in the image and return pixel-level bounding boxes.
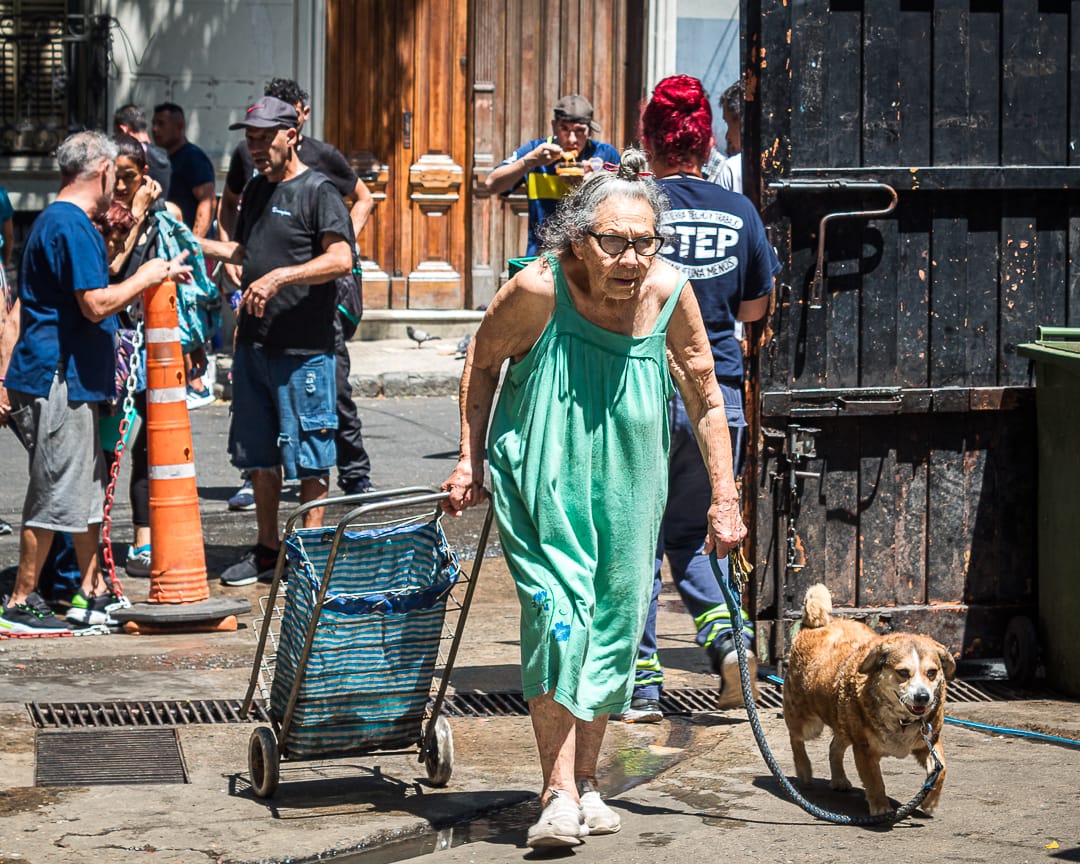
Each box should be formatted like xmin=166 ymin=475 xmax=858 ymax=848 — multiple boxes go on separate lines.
xmin=270 ymin=517 xmax=460 ymax=759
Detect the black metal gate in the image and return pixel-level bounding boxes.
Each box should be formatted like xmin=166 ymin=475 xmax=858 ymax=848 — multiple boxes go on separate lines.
xmin=741 ymin=0 xmax=1079 ymax=665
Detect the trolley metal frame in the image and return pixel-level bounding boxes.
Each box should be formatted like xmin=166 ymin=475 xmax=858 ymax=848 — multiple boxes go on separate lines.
xmin=240 ymin=487 xmax=493 ymax=797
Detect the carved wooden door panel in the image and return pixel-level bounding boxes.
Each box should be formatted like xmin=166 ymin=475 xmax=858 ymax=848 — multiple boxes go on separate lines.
xmin=325 ymin=0 xmax=469 ymax=309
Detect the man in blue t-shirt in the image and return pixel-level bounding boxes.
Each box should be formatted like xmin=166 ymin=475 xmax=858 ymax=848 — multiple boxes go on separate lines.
xmin=486 ymin=94 xmax=621 ymax=256
xmin=0 ymin=132 xmax=182 ymax=633
xmin=152 ymin=102 xmax=216 ymax=237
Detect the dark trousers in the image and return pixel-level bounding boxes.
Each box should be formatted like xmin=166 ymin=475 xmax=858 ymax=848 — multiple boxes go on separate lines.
xmin=634 ymin=389 xmax=754 ymax=700
xmin=334 ymin=315 xmax=371 ymax=489
xmin=128 ymin=392 xmax=149 ymax=528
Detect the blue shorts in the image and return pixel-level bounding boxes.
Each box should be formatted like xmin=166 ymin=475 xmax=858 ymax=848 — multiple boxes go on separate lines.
xmin=228 ymin=343 xmax=338 ymax=481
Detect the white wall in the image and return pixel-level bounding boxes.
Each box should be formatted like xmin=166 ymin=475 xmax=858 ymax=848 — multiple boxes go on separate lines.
xmin=104 ymin=0 xmax=326 ymax=170
xmin=647 ymin=0 xmax=740 ymax=141
xmin=2 ymin=0 xmax=324 ymax=211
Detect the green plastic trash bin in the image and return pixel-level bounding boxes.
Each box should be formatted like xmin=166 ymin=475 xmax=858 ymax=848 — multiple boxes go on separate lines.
xmin=1018 ymin=327 xmax=1080 ymax=696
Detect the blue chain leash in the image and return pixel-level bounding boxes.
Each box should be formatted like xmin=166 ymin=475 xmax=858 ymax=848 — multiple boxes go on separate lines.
xmin=712 ymin=550 xmax=943 ymax=825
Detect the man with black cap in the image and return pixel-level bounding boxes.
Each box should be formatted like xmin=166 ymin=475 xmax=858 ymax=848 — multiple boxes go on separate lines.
xmin=486 ymin=94 xmax=620 ymax=256
xmin=197 ymin=96 xmax=353 ymax=587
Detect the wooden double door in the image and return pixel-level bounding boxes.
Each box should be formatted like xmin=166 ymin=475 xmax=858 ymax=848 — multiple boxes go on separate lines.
xmin=325 ymin=0 xmax=471 ymax=310
xmin=323 ymin=0 xmax=643 ymax=311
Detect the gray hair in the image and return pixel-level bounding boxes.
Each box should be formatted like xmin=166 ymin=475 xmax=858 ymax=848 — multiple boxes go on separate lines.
xmin=56 ymin=131 xmax=118 ymax=181
xmin=538 ymin=147 xmax=670 ymax=253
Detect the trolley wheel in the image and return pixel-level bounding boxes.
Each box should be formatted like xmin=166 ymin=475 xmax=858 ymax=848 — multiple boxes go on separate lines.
xmin=1004 ymin=615 xmax=1039 ymax=687
xmin=424 ymin=715 xmax=454 ymax=787
xmin=249 ymin=726 xmax=280 ymax=798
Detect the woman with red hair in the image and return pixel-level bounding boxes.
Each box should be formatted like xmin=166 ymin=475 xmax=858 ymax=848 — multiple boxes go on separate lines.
xmin=623 ymin=75 xmax=781 ymax=723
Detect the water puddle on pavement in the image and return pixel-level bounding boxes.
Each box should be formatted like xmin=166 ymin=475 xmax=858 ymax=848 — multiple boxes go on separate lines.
xmin=323 ymin=720 xmax=695 ymax=863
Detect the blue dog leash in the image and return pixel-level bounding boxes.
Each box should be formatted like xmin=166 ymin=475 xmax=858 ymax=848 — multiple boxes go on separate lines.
xmin=712 ymin=550 xmax=943 ymax=825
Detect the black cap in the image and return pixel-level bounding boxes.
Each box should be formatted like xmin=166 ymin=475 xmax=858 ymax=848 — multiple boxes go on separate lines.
xmin=553 ymin=94 xmax=601 ymax=134
xmin=229 ymin=96 xmax=298 ymax=130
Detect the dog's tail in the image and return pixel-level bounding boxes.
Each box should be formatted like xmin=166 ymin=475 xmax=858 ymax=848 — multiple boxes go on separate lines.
xmin=802 ymin=583 xmax=833 ymax=628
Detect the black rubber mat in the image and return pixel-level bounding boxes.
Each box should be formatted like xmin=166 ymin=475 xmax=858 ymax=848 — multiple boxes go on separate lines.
xmin=35 ymin=728 xmax=188 ymax=786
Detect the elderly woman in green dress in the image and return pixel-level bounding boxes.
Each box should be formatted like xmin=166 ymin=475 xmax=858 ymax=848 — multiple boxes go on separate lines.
xmin=441 ymin=148 xmax=745 ymax=848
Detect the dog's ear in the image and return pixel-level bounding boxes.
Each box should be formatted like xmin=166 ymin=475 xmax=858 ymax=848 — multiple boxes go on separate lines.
xmin=935 ymin=642 xmax=957 ymax=680
xmin=858 ymin=644 xmax=886 ymax=675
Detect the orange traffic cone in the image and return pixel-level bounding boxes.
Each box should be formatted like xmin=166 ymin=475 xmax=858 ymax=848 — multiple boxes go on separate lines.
xmin=143 ymin=278 xmax=208 ymax=603
xmin=112 ymin=279 xmax=249 ymax=633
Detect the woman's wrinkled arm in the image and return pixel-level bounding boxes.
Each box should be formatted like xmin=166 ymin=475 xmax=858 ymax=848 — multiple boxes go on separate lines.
xmin=666 ymin=281 xmax=746 ymax=557
xmin=441 ymin=263 xmax=553 ymax=515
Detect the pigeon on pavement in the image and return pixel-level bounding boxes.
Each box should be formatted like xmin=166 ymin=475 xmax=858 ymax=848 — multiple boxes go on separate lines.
xmin=406 ymin=325 xmax=437 ymax=348
xmin=455 ymin=334 xmax=472 ymax=359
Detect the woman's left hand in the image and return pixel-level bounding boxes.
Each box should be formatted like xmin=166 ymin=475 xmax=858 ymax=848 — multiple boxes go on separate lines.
xmin=703 ymin=495 xmax=747 ymax=558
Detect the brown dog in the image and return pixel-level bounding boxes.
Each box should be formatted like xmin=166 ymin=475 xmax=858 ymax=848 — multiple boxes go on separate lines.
xmin=783 ymin=584 xmax=956 ymax=815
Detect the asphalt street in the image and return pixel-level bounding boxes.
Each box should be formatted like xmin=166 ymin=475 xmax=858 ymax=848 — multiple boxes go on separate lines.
xmin=0 ymin=395 xmax=496 ymax=576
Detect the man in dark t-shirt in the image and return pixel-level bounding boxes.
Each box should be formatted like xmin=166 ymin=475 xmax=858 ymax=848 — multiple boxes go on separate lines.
xmin=218 ymin=77 xmax=375 ymax=502
xmin=152 ymin=102 xmax=216 ymax=237
xmin=199 ymin=96 xmax=353 ymax=587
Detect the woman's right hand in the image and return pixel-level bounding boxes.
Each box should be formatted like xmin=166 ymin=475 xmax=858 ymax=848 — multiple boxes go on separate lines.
xmin=132 ymin=177 xmax=162 ymax=218
xmin=440 ymin=457 xmax=487 ymax=516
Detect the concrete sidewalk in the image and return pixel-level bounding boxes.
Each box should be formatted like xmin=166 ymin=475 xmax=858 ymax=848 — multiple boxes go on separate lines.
xmin=214 ymin=338 xmax=467 ymax=402
xmin=346 ymin=338 xmax=466 ymax=398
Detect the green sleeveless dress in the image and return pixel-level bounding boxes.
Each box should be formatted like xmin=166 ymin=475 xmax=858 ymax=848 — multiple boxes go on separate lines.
xmin=487 ymin=253 xmax=687 ymax=719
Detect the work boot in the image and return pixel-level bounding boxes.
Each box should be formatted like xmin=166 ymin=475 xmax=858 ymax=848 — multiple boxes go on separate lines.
xmin=709 ymin=632 xmax=760 ymax=709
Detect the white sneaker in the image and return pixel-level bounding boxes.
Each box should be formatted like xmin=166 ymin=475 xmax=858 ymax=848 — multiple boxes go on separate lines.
xmin=526 ymin=788 xmax=586 ymax=848
xmin=577 ymin=779 xmax=620 ymax=835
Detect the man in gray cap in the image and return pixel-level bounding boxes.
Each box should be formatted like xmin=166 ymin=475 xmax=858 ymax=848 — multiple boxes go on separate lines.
xmin=198 ymin=96 xmax=353 ymax=586
xmin=486 ymin=94 xmax=620 ymax=256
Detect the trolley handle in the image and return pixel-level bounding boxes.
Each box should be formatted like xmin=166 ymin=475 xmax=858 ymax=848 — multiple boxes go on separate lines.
xmin=282 ymin=486 xmax=445 ymax=535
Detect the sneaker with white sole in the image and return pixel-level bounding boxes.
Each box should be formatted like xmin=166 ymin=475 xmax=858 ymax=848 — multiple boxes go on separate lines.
xmin=526 ymin=788 xmax=587 ymax=848
xmin=577 ymin=779 xmax=620 ymax=835
xmin=0 ymin=592 xmax=70 ymax=634
xmin=228 ymin=478 xmax=255 ymax=511
xmin=67 ymin=590 xmax=125 ymax=627
xmin=185 ymin=384 xmax=214 ymax=410
xmin=220 ymin=544 xmax=279 ymax=587
xmin=125 ymin=544 xmax=152 ymax=577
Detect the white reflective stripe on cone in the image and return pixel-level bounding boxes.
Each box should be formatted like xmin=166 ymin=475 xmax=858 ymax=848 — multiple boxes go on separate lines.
xmin=147 ymin=387 xmax=187 ymax=403
xmin=145 ymin=327 xmax=182 ymax=343
xmin=149 ymin=464 xmax=197 ymax=480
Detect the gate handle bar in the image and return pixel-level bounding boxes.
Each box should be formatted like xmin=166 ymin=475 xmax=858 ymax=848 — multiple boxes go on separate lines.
xmin=769 ymin=180 xmax=898 ymax=309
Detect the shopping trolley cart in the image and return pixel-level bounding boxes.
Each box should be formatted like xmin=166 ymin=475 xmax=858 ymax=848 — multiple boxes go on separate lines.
xmin=240 ymin=487 xmax=492 ymax=798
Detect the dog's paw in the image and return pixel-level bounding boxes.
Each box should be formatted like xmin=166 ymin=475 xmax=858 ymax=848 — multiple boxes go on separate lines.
xmin=830 ymin=776 xmax=852 ymax=792
xmin=867 ymin=798 xmax=892 ymax=816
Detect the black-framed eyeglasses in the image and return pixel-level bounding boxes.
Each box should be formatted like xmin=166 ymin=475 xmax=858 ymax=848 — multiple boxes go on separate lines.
xmin=587 ymin=231 xmax=664 ymax=257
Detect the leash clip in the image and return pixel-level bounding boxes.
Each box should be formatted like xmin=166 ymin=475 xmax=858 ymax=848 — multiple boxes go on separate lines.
xmin=729 ymin=544 xmax=752 ymax=593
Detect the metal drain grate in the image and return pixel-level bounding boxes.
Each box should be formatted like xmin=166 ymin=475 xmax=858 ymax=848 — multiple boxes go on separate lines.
xmin=28 ymin=678 xmax=1034 ymax=730
xmin=28 ymin=699 xmax=271 ymax=729
xmin=35 ymin=728 xmax=188 ymax=786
